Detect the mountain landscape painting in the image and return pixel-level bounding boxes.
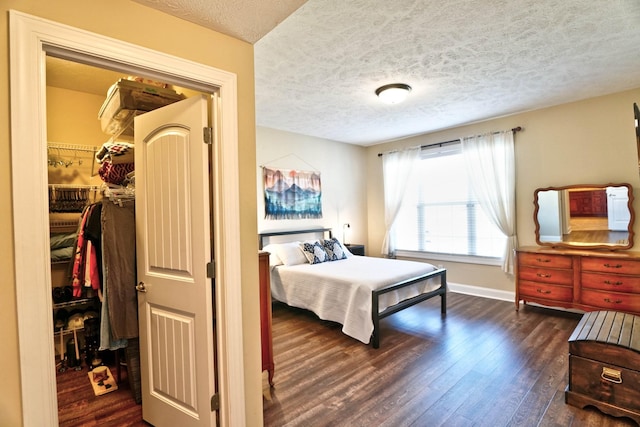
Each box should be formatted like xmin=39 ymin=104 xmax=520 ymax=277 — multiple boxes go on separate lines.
xmin=263 ymin=167 xmax=322 ymax=219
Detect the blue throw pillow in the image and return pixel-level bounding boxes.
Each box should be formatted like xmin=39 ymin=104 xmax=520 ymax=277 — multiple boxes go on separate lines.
xmin=300 ymin=241 xmax=330 ymax=264
xmin=322 ymin=238 xmax=348 ymax=261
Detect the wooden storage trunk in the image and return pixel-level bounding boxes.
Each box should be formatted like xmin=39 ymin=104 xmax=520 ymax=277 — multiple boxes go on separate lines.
xmin=565 ymin=311 xmax=640 ymax=425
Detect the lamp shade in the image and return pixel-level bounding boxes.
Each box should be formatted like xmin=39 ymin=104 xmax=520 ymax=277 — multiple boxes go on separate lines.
xmin=375 ymin=83 xmax=411 ymax=104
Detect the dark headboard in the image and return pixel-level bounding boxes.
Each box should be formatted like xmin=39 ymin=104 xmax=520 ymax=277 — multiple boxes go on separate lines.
xmin=259 ymin=228 xmax=332 ymax=249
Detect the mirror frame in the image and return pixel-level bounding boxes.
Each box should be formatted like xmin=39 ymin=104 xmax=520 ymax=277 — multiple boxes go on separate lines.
xmin=533 ymin=183 xmax=635 ymax=250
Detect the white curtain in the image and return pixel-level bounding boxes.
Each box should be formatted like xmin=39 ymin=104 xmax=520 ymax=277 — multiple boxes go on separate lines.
xmin=381 ymin=147 xmax=420 ymax=257
xmin=461 ymin=131 xmax=517 ymax=274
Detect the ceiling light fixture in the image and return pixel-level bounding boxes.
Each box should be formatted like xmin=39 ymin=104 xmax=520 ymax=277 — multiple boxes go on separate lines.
xmin=375 ymin=83 xmax=412 ymax=104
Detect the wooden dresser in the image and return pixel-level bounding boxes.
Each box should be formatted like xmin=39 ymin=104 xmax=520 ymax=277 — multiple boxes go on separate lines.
xmin=516 ymin=246 xmax=640 ymax=315
xmin=259 ymin=251 xmax=274 ymax=387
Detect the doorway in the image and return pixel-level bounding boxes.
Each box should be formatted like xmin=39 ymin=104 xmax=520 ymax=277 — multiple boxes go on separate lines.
xmin=47 ymin=57 xmax=207 ymax=424
xmin=10 ymin=11 xmax=245 ymax=427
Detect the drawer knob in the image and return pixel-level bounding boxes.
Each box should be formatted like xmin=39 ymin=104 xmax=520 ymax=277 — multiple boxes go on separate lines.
xmin=603 ymin=263 xmax=623 ymax=269
xmin=535 ymin=258 xmax=550 ymax=263
xmin=603 ymin=298 xmax=622 ymax=304
xmin=603 ymin=280 xmax=623 ymax=286
xmin=601 ymin=367 xmax=622 ymax=384
xmin=536 ymin=273 xmax=551 ymax=278
xmin=536 ymin=289 xmax=551 ymax=294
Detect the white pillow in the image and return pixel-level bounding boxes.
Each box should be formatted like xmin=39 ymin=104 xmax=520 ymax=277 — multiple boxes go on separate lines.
xmin=275 ymin=241 xmax=309 ymax=266
xmin=261 ymin=244 xmax=284 ymax=267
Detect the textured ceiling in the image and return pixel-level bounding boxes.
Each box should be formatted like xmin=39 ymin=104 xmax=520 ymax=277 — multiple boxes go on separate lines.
xmin=48 ymin=1 xmax=640 ymax=147
xmin=255 ymin=0 xmax=640 ymax=145
xmin=132 ymin=0 xmax=307 ymax=43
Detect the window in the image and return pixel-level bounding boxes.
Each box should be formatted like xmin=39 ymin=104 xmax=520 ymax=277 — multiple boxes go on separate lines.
xmin=394 ymin=142 xmax=506 ymax=259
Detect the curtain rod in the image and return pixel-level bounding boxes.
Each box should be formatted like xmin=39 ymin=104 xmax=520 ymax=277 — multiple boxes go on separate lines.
xmin=377 ymin=126 xmax=522 ymax=157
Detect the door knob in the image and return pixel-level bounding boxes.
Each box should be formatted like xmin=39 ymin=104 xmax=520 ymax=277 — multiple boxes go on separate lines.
xmin=136 ymin=282 xmax=147 ymax=293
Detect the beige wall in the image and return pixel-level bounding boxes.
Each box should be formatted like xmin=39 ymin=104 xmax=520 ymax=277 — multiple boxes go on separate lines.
xmin=46 ymin=86 xmax=108 ymax=187
xmin=255 ymin=89 xmax=640 ymax=295
xmin=366 ymin=88 xmax=640 ymax=293
xmin=47 ymin=87 xmax=108 ymax=146
xmin=1 ymin=2 xmax=261 ymax=426
xmin=256 ymin=127 xmax=368 ymax=245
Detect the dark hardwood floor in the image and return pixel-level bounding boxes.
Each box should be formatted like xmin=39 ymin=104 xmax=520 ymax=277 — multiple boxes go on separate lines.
xmin=56 ymin=356 xmax=147 ymax=426
xmin=264 ymin=292 xmax=637 ymax=427
xmin=56 ymin=292 xmax=636 ymax=426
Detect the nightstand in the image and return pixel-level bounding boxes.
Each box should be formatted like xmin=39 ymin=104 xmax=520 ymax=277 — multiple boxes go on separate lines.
xmin=344 ymin=244 xmax=365 ymax=256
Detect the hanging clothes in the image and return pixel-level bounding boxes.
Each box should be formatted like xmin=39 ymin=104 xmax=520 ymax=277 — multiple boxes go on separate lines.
xmin=99 ymin=263 xmax=127 ymax=351
xmin=101 ymin=200 xmax=138 ymax=340
xmin=83 ymin=201 xmax=103 ymax=286
xmin=71 ymin=204 xmax=101 ymax=298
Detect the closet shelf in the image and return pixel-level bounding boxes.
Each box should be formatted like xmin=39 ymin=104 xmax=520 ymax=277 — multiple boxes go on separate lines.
xmin=48 ymin=142 xmax=99 ymax=153
xmin=47 ymin=142 xmax=99 ymax=176
xmin=49 ymin=184 xmax=100 ymax=189
xmin=53 ymin=297 xmax=97 ymax=309
xmin=54 ymin=327 xmax=87 ymax=337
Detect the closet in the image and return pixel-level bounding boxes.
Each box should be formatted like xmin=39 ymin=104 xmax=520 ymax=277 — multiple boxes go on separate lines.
xmin=48 ymin=127 xmax=142 ymax=409
xmin=49 ymin=144 xmax=101 ymax=375
xmin=46 ymin=51 xmax=217 ymax=425
xmin=48 ymin=58 xmax=188 ymax=418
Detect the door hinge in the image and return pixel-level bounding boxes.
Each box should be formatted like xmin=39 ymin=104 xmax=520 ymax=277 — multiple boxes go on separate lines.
xmin=211 ymin=393 xmax=220 ymax=411
xmin=207 ymin=261 xmax=215 ymax=279
xmin=203 ymin=127 xmax=213 ymax=145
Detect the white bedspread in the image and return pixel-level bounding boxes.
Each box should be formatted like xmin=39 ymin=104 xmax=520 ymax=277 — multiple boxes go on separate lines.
xmin=270 ymin=256 xmax=441 ymax=344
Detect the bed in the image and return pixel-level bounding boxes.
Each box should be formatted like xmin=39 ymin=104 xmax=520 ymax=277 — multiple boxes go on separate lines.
xmin=259 ymin=228 xmax=447 ymax=348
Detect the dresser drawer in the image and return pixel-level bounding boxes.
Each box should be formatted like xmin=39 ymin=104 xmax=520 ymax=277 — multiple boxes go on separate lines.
xmin=581 ymin=272 xmax=640 ymax=293
xmin=580 ymin=289 xmax=640 ymax=314
xmin=518 ymin=280 xmax=573 ymax=302
xmin=518 ymin=266 xmax=573 ymax=285
xmin=582 ymin=257 xmax=640 ymax=275
xmin=518 ymin=252 xmax=573 ymax=269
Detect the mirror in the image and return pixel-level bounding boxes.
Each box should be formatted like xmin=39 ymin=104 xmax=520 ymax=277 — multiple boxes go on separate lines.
xmin=534 ymin=183 xmax=635 ymax=250
xmin=635 ymin=103 xmax=640 ymax=173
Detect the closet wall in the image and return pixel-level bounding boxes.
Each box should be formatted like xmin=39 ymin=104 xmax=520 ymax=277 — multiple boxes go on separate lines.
xmin=47 ymin=65 xmax=145 ymax=375
xmin=47 ymin=85 xmax=109 ymax=147
xmin=47 ymin=81 xmax=111 ymax=308
xmin=47 ymin=83 xmax=110 ymax=315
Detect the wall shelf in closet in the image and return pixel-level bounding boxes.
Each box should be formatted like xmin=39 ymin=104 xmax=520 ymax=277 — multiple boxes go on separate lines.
xmin=47 ymin=142 xmax=99 ymax=176
xmin=53 ymin=297 xmax=97 ymax=310
xmin=54 ymin=327 xmax=84 ymax=337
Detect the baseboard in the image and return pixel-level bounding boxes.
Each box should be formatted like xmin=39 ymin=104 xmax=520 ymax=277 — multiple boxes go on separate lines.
xmin=447 ymin=282 xmax=515 ymax=302
xmin=447 ymin=283 xmax=586 ymax=315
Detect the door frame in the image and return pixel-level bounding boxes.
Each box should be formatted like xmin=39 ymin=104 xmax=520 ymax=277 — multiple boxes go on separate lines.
xmin=9 ymin=10 xmax=246 ymax=427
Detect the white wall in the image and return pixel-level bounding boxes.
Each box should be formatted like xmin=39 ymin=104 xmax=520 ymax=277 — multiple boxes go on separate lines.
xmin=537 ymin=189 xmax=562 ymax=242
xmin=256 ymin=127 xmax=368 ymax=246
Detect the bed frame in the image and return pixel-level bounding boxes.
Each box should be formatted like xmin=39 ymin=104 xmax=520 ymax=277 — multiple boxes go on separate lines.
xmin=259 ymin=228 xmax=447 ymax=348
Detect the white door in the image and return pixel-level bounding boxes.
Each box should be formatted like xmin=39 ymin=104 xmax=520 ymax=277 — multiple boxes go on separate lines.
xmin=135 ymin=95 xmax=217 ymax=427
xmin=607 ymin=186 xmax=631 ymax=231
